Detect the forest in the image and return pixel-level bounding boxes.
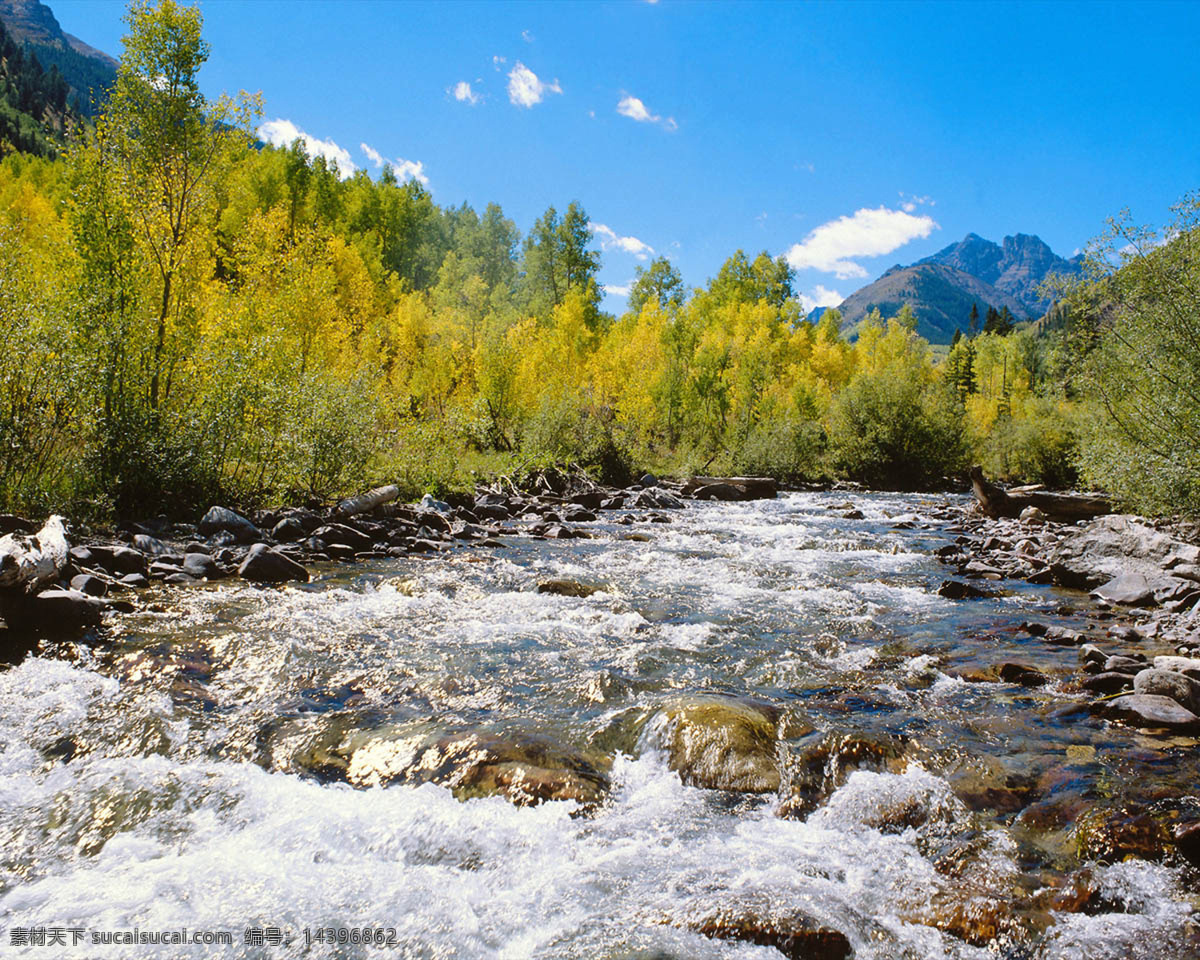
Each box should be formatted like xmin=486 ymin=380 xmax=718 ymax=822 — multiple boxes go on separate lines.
xmin=1 ymin=0 xmax=1196 ymax=522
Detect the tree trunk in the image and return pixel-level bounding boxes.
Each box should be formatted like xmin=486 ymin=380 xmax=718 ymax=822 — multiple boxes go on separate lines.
xmin=334 ymin=485 xmax=401 ymax=519
xmin=969 ymin=466 xmax=1112 ymax=522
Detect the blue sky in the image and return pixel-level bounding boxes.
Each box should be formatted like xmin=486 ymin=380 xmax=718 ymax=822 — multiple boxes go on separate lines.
xmin=54 ymin=0 xmax=1200 ymax=311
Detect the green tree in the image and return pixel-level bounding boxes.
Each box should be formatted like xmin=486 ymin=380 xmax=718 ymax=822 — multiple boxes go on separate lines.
xmin=1068 ymin=194 xmax=1200 ymax=514
xmin=628 ymin=255 xmax=684 ymax=314
xmin=98 ymin=0 xmax=258 ymax=409
xmin=519 ymin=201 xmax=601 ymax=321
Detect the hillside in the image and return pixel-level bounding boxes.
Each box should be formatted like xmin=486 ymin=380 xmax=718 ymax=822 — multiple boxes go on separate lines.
xmin=0 ymin=0 xmax=115 ymax=117
xmin=833 ymin=262 xmax=1029 ymax=344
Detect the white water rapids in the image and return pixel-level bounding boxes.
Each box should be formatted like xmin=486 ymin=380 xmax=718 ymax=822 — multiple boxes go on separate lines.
xmin=0 ymin=493 xmax=1195 ymax=958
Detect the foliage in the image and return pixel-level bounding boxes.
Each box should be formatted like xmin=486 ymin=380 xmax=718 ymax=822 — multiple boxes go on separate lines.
xmin=8 ymin=0 xmax=1185 ymax=521
xmin=1064 ymin=195 xmax=1200 ymax=514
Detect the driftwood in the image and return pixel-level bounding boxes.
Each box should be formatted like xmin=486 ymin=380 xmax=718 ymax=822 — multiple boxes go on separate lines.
xmin=681 ymin=476 xmax=778 ymax=501
xmin=969 ymin=466 xmax=1111 ymax=522
xmin=0 ymin=515 xmax=68 ymax=593
xmin=334 ymin=484 xmax=400 ymax=519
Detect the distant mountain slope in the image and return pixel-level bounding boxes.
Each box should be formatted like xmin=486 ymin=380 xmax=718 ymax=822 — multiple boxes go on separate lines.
xmin=0 ymin=0 xmax=115 ymax=116
xmin=919 ymin=232 xmax=1082 ymax=316
xmin=833 ymin=263 xmax=1029 ymax=344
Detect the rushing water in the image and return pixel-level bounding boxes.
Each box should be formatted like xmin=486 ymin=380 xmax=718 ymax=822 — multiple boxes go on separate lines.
xmin=1 ymin=492 xmax=1197 ymax=959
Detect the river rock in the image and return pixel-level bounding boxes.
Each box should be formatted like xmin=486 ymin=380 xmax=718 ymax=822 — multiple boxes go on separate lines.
xmin=1152 ymin=655 xmax=1200 ymax=678
xmin=310 ymin=523 xmax=373 ymax=552
xmin=1074 ymin=804 xmax=1169 ymax=863
xmin=198 ymin=506 xmax=261 ymax=543
xmin=31 ymin=588 xmax=105 ymax=632
xmin=937 ymin=580 xmax=995 ymax=600
xmin=779 ymin=730 xmax=904 ymax=819
xmin=131 ymin=534 xmax=183 ymax=561
xmin=70 ymin=573 xmax=108 ymax=597
xmin=1081 ymin=672 xmax=1134 ymax=695
xmin=628 ymin=487 xmax=684 ymax=510
xmin=420 ymin=493 xmax=451 ymax=513
xmin=998 ymin=662 xmax=1050 ymax=687
xmin=537 ymin=579 xmax=602 ymax=598
xmin=336 ymin=728 xmax=610 ymax=807
xmin=182 ymin=552 xmax=222 ymax=580
xmin=1174 ymin=822 xmax=1200 ymax=868
xmin=690 ymin=906 xmax=851 ymax=960
xmin=1092 ymin=693 xmax=1200 ymax=731
xmin=1132 ymin=668 xmax=1200 ymax=711
xmin=1092 ymin=572 xmax=1157 ymax=607
xmin=88 ymin=544 xmax=148 ymax=576
xmin=271 ymin=517 xmax=305 ymax=542
xmin=648 ymin=695 xmax=783 ymax=793
xmin=237 ymin=544 xmax=309 ymax=584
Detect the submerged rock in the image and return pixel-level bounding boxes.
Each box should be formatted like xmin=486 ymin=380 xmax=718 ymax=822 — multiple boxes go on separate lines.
xmin=647 ymin=695 xmax=785 ymax=793
xmin=537 ymin=579 xmax=603 ymax=598
xmin=349 ymin=729 xmax=610 ymax=807
xmin=779 ymin=730 xmax=906 ymax=819
xmin=1073 ymin=804 xmax=1169 ymax=863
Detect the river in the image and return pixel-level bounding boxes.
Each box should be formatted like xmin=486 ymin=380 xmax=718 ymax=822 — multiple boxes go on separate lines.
xmin=1 ymin=492 xmax=1196 ymax=958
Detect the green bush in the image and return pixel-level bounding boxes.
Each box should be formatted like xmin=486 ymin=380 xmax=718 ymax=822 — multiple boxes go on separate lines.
xmin=826 ymin=371 xmax=967 ymax=489
xmin=733 ymin=415 xmax=825 ymax=482
xmin=976 ymin=400 xmax=1078 ymax=488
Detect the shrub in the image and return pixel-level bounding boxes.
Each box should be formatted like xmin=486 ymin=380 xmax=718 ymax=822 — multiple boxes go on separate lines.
xmin=826 ymin=372 xmax=967 ymax=489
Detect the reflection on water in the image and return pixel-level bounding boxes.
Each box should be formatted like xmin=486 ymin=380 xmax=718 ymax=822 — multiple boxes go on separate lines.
xmin=0 ymin=492 xmax=1197 ymax=958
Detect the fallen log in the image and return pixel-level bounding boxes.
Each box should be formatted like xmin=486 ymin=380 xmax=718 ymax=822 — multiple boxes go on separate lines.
xmin=334 ymin=484 xmax=400 ymax=519
xmin=681 ymin=476 xmax=778 ymax=501
xmin=0 ymin=515 xmax=68 ymax=593
xmin=969 ymin=466 xmax=1112 ymax=522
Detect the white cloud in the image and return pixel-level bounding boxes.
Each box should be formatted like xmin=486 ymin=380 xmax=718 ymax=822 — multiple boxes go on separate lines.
xmin=521 ymin=29 xmax=534 ymax=43
xmin=784 ymin=206 xmax=939 ymax=279
xmin=507 ymin=62 xmax=561 ymax=107
xmin=604 ymin=283 xmax=631 ymax=297
xmin=593 ymin=223 xmax=654 ymax=260
xmin=392 ymin=159 xmax=429 ymax=186
xmin=492 ymin=55 xmax=507 ymax=70
xmin=360 ymin=141 xmax=429 ymax=186
xmin=898 ymin=192 xmax=934 ymax=213
xmin=361 ymin=142 xmax=385 ymax=167
xmin=452 ymin=81 xmax=481 ymax=105
xmin=798 ymin=285 xmax=844 ymax=314
xmin=259 ymin=118 xmax=356 ymax=179
xmin=616 ymin=94 xmax=676 ymax=130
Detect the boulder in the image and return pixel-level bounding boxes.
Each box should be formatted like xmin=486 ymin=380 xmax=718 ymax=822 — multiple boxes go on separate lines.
xmin=182 ymin=552 xmax=222 ymax=580
xmin=1092 ymin=572 xmax=1156 ymax=607
xmin=70 ymin=573 xmax=108 ymax=597
xmin=997 ymin=662 xmax=1050 ymax=687
xmin=310 ymin=523 xmax=373 ymax=552
xmin=690 ymin=907 xmax=851 ymax=960
xmin=937 ymin=579 xmax=996 ymax=600
xmin=779 ymin=730 xmax=904 ymax=819
xmin=198 ymin=506 xmax=262 ymax=543
xmin=305 ymin=726 xmax=611 ymax=808
xmin=31 ymin=588 xmax=105 ymax=632
xmin=1132 ymin=668 xmax=1200 ymax=711
xmin=1152 ymin=655 xmax=1200 ymax=678
xmin=271 ymin=517 xmax=305 ymax=542
xmin=647 ymin=695 xmax=783 ymax=793
xmin=131 ymin=534 xmax=183 ymax=560
xmin=237 ymin=544 xmax=310 ymax=584
xmin=1092 ymin=693 xmax=1200 ymax=731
